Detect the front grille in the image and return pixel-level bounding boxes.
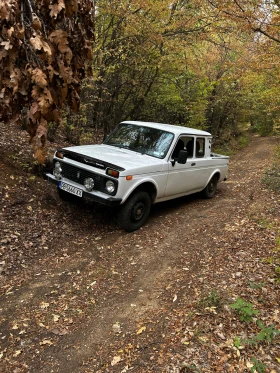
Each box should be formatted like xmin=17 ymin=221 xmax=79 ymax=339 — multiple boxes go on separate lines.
xmin=61 ymin=163 xmax=102 ymax=191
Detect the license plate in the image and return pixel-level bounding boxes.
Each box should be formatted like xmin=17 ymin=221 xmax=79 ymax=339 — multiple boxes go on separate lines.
xmin=58 ymin=181 xmax=83 ymax=197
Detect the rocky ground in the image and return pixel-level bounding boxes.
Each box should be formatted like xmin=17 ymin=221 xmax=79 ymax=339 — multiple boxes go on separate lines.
xmin=0 ymin=122 xmax=279 ymax=373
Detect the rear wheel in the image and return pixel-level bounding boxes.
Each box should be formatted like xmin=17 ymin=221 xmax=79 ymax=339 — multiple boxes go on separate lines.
xmin=118 ymin=191 xmax=151 ymax=232
xmin=202 ymin=175 xmax=218 ymax=199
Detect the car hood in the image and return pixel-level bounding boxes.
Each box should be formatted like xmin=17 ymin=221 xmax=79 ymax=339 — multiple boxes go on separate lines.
xmin=63 ymin=144 xmax=165 ymax=172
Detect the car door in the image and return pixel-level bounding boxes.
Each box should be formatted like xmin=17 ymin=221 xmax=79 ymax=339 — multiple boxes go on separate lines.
xmin=164 ymin=136 xmax=210 ymax=197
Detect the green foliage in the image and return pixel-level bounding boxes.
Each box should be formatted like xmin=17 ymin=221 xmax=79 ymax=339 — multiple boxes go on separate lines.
xmin=212 ymin=132 xmax=249 ymax=157
xmin=248 ymin=281 xmax=265 ymax=290
xmin=255 ymin=321 xmax=280 ymax=343
xmin=233 ymin=336 xmax=242 ymax=348
xmin=237 ymin=135 xmax=249 ymax=148
xmin=199 ymin=289 xmax=222 ymax=309
xmin=47 ymin=122 xmax=59 ymax=143
xmin=234 ymin=320 xmax=280 ymax=350
xmin=250 ymin=357 xmax=267 ymax=373
xmin=230 ymin=298 xmax=259 ymax=322
xmin=242 ymin=321 xmax=280 ymax=346
xmin=262 ymin=146 xmax=280 ymax=193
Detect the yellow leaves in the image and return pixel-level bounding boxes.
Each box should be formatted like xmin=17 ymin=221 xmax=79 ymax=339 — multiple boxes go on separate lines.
xmin=13 ymin=350 xmax=22 ymax=357
xmin=136 ymin=326 xmax=146 ymax=335
xmin=40 ymin=301 xmax=50 ymax=310
xmin=53 ymin=314 xmax=60 ymax=322
xmin=40 ymin=339 xmax=53 ymax=346
xmin=12 ymin=322 xmax=19 ymax=330
xmin=205 ymin=306 xmax=217 ymax=314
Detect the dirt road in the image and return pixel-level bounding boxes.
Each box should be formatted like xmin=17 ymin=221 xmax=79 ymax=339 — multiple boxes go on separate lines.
xmin=0 ymin=127 xmax=279 ymax=373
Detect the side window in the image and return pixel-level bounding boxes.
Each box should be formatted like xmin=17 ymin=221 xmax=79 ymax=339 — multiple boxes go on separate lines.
xmin=171 ymin=137 xmax=185 ymax=159
xmin=185 ymin=137 xmax=195 ymax=157
xmin=196 ymin=138 xmax=205 ymax=158
xmin=171 ymin=136 xmax=205 ymax=159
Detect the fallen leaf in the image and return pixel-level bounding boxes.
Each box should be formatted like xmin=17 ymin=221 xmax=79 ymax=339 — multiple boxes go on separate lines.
xmin=136 ymin=326 xmax=146 ymax=335
xmin=40 ymin=301 xmax=49 ymax=309
xmin=40 ymin=339 xmax=53 ymax=346
xmin=13 ymin=350 xmax=22 ymax=357
xmin=51 ymin=328 xmax=68 ymax=335
xmin=53 ymin=314 xmax=60 ymax=322
xmin=111 ymin=355 xmax=122 ymax=366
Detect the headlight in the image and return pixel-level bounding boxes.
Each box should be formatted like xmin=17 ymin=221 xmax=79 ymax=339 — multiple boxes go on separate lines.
xmin=105 ymin=180 xmax=115 ymax=194
xmin=84 ymin=177 xmax=94 ymax=191
xmin=53 ymin=161 xmax=62 ymax=179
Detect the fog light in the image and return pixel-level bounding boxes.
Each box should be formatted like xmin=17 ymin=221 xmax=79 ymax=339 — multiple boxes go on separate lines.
xmin=53 ymin=161 xmax=62 ymax=180
xmin=84 ymin=177 xmax=94 ymax=191
xmin=105 ymin=180 xmax=115 ymax=194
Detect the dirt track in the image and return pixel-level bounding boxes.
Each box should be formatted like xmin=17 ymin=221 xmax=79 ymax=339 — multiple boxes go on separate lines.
xmin=0 ymin=126 xmax=280 ymax=373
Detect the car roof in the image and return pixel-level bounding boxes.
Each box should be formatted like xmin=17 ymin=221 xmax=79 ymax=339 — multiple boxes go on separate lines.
xmin=121 ymin=121 xmax=212 ymax=137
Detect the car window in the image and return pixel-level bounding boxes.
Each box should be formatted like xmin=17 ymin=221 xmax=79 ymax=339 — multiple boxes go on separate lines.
xmin=104 ymin=123 xmax=174 ymax=159
xmin=196 ymin=138 xmax=205 ymax=158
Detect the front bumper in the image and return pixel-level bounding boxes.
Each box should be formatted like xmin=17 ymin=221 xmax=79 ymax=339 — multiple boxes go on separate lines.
xmin=44 ymin=173 xmax=122 ymax=207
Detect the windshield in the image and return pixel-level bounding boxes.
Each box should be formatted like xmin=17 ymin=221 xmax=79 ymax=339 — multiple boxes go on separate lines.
xmin=104 ymin=123 xmax=174 ymax=159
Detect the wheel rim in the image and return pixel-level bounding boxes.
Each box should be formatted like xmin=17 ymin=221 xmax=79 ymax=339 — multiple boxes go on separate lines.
xmin=208 ymin=177 xmax=217 ymax=194
xmin=131 ymin=201 xmax=145 ymax=222
xmin=209 ymin=181 xmax=215 ymax=193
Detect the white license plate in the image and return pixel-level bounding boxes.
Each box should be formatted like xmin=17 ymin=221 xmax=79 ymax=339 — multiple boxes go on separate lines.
xmin=59 ymin=181 xmax=83 ymax=197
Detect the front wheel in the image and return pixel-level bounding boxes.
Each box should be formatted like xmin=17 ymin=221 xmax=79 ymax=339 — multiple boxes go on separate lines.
xmin=201 ymin=175 xmax=218 ymax=199
xmin=118 ymin=191 xmax=151 ymax=232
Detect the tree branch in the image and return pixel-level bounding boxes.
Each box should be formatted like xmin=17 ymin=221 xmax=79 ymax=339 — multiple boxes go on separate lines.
xmin=253 ymin=27 xmax=280 ymax=43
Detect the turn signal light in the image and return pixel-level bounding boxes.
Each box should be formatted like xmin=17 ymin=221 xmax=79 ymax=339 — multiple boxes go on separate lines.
xmin=55 ymin=151 xmax=64 ymax=159
xmin=126 ymin=175 xmax=133 ymax=180
xmin=106 ymin=169 xmax=119 ymax=178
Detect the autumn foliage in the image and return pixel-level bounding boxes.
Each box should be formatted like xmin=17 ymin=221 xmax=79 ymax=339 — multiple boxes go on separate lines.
xmin=0 ymin=0 xmax=94 ymax=162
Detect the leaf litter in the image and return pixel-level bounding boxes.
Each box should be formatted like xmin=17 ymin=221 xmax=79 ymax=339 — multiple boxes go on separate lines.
xmin=0 ymin=123 xmax=279 ymax=372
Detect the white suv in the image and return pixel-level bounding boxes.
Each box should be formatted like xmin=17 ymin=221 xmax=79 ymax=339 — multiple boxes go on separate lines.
xmin=45 ymin=121 xmax=229 ymax=231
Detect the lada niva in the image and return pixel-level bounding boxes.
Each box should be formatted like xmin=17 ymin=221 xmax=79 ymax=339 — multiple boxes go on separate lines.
xmin=45 ymin=121 xmax=229 ymax=231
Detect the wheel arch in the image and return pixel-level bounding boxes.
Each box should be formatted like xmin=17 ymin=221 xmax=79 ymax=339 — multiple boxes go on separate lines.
xmin=204 ymin=170 xmax=221 ymax=188
xmin=123 ymin=181 xmax=157 ymax=204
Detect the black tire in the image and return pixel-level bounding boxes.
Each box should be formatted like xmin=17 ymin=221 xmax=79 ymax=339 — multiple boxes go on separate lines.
xmin=118 ymin=191 xmax=151 ymax=232
xmin=201 ymin=175 xmax=218 ymax=199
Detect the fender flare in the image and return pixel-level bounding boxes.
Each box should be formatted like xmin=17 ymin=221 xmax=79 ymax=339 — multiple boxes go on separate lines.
xmin=203 ymin=170 xmax=221 ymax=189
xmin=121 ymin=178 xmax=158 ymax=204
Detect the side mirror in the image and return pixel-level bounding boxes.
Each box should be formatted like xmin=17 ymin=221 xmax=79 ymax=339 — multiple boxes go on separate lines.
xmin=177 ymin=150 xmax=188 ymax=164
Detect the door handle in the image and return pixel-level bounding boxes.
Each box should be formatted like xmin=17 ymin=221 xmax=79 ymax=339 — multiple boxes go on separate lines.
xmin=191 ymin=163 xmax=196 ymax=166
